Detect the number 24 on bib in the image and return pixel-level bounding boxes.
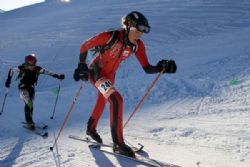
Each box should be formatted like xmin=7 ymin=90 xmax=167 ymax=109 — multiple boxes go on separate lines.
xmin=95 ymin=78 xmax=116 ymax=99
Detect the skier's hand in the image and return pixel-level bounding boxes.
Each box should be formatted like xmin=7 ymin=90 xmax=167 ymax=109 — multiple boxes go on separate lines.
xmin=53 ymin=74 xmax=65 ymax=80
xmin=5 ymin=79 xmax=11 ymax=88
xmin=156 ymin=59 xmax=177 ymax=73
xmin=73 ymin=63 xmax=88 ymax=81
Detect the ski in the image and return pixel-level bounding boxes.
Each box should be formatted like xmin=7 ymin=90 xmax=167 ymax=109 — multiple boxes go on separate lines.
xmin=68 ymin=135 xmax=144 ymax=152
xmin=23 ymin=125 xmax=48 ymax=138
xmin=22 ymin=123 xmax=48 ymax=138
xmin=68 ymin=135 xmax=180 ymax=167
xmin=21 ymin=122 xmax=48 ymax=130
xmin=37 ymin=123 xmax=48 ymax=130
xmin=89 ymin=144 xmax=180 ymax=167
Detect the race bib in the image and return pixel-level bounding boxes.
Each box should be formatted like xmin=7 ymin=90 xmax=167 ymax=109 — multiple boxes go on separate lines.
xmin=95 ymin=78 xmax=116 ymax=99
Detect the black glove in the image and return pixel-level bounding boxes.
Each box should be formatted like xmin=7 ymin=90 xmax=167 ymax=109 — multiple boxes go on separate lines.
xmin=73 ymin=63 xmax=88 ymax=81
xmin=5 ymin=79 xmax=11 ymax=88
xmin=53 ymin=74 xmax=65 ymax=80
xmin=156 ymin=59 xmax=177 ymax=73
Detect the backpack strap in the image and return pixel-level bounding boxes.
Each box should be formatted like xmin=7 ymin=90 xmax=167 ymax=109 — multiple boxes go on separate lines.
xmin=91 ymin=30 xmax=120 ymax=54
xmin=16 ymin=64 xmax=25 ymax=81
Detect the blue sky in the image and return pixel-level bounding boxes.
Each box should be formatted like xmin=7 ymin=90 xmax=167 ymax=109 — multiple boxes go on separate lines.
xmin=0 ymin=0 xmax=44 ymax=11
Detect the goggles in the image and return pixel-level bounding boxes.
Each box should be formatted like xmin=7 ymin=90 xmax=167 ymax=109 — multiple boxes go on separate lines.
xmin=130 ymin=25 xmax=150 ymax=33
xmin=136 ymin=24 xmax=150 ymax=33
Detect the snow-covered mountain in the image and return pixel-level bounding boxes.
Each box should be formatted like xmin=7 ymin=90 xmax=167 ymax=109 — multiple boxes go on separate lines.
xmin=0 ymin=9 xmax=4 ymax=13
xmin=0 ymin=0 xmax=250 ymax=167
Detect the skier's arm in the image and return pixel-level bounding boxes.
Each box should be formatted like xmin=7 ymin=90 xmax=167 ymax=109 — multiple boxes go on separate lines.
xmin=135 ymin=40 xmax=159 ymax=74
xmin=5 ymin=67 xmax=20 ymax=88
xmin=39 ymin=67 xmax=65 ymax=80
xmin=79 ymin=32 xmax=111 ymax=63
xmin=135 ymin=40 xmax=177 ymax=74
xmin=74 ymin=32 xmax=111 ymax=81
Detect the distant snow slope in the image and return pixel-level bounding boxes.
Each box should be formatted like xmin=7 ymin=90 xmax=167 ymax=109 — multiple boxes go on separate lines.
xmin=0 ymin=0 xmax=250 ymax=167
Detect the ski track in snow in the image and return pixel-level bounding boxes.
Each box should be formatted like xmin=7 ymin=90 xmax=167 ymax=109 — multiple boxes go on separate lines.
xmin=0 ymin=0 xmax=250 ymax=167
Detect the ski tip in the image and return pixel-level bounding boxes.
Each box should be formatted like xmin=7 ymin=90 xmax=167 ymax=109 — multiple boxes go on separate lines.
xmin=50 ymin=146 xmax=54 ymax=151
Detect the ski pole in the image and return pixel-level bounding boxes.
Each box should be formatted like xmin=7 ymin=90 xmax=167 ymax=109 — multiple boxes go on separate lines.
xmin=123 ymin=70 xmax=164 ymax=128
xmin=0 ymin=88 xmax=9 ymax=115
xmin=50 ymin=81 xmax=84 ymax=151
xmin=50 ymin=82 xmax=61 ymax=119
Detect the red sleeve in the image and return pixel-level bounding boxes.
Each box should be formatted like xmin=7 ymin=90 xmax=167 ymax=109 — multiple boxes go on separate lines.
xmin=135 ymin=39 xmax=150 ymax=68
xmin=80 ymin=31 xmax=111 ymax=54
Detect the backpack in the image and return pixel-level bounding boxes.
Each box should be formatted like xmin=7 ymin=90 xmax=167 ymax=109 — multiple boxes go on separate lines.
xmin=16 ymin=64 xmax=40 ymax=85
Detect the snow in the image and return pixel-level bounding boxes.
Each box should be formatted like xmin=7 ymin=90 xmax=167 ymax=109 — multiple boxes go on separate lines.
xmin=0 ymin=0 xmax=250 ymax=166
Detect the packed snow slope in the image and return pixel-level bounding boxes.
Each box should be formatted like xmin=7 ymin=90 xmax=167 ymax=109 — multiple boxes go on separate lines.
xmin=0 ymin=0 xmax=250 ymax=167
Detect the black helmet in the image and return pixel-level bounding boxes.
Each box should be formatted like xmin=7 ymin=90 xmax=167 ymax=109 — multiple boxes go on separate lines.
xmin=25 ymin=54 xmax=37 ymax=65
xmin=122 ymin=11 xmax=150 ymax=33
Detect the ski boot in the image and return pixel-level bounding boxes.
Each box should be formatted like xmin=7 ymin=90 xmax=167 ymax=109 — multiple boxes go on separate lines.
xmin=26 ymin=121 xmax=35 ymax=130
xmin=86 ymin=129 xmax=103 ymax=144
xmin=113 ymin=142 xmax=135 ymax=158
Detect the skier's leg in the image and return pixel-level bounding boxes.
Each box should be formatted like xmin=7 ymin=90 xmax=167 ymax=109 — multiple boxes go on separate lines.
xmin=108 ymin=91 xmax=135 ymax=157
xmin=108 ymin=91 xmax=124 ymax=145
xmin=86 ymin=93 xmax=106 ymax=143
xmin=87 ymin=92 xmax=107 ymax=132
xmin=24 ymin=100 xmax=33 ymax=123
xmin=86 ymin=72 xmax=109 ymax=143
xmin=91 ymin=76 xmax=125 ymax=144
xmin=28 ymin=87 xmax=35 ymax=122
xmin=19 ymin=88 xmax=34 ymax=129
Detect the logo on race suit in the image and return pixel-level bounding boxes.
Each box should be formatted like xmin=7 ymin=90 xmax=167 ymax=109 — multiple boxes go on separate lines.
xmin=109 ymin=43 xmax=123 ymax=58
xmin=121 ymin=50 xmax=130 ymax=59
xmin=108 ymin=43 xmax=132 ymax=59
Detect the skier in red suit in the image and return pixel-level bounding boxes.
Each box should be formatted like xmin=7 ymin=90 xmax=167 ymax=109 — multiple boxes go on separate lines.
xmin=73 ymin=11 xmax=177 ymax=157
